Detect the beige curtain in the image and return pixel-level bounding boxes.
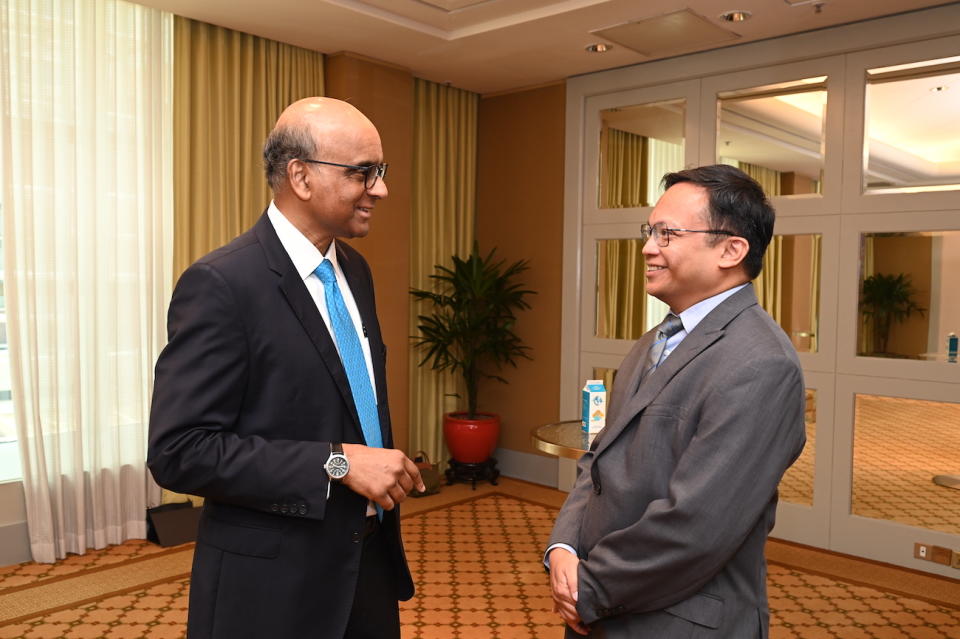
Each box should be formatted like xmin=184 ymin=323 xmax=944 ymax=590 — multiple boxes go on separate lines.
xmin=173 ymin=17 xmax=324 ymax=278
xmin=601 ymin=128 xmax=647 ymax=208
xmin=592 ymin=368 xmax=618 ymax=398
xmin=755 ymin=236 xmax=784 ymax=323
xmin=1 ymin=0 xmax=172 ymax=562
xmin=740 ymin=162 xmax=783 ymax=322
xmin=409 ymin=79 xmax=478 ymax=463
xmin=596 ymin=240 xmax=646 ymax=340
xmin=740 ymin=162 xmax=781 ymax=196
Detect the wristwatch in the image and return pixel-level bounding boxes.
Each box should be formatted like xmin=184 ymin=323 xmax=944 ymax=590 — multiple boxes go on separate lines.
xmin=324 ymin=443 xmax=349 ymax=482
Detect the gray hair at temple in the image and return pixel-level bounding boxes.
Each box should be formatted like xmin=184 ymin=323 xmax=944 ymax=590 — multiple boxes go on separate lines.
xmin=262 ymin=124 xmax=318 ymax=191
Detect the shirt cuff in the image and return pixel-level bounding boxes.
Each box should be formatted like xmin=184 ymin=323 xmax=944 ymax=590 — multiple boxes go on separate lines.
xmin=544 ymin=543 xmax=578 ymax=571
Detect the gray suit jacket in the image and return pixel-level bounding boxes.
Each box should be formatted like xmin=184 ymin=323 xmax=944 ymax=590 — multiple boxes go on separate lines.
xmin=548 ymin=284 xmax=805 ymax=638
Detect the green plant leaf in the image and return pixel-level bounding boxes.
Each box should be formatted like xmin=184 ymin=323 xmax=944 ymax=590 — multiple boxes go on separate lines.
xmin=410 ymin=243 xmax=536 ymax=418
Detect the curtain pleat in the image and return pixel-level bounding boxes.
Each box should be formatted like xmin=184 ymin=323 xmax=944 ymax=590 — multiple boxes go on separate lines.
xmin=172 ymin=17 xmax=324 ymax=279
xmin=1 ymin=0 xmax=172 ymax=562
xmin=409 ymin=79 xmax=478 ymax=464
xmin=601 ymin=129 xmax=646 ymax=208
xmin=596 ymin=240 xmax=646 ymax=340
xmin=739 ymin=162 xmax=783 ymax=322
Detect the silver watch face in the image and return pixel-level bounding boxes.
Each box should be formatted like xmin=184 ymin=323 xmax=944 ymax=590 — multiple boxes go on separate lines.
xmin=326 ymin=454 xmax=349 ymax=479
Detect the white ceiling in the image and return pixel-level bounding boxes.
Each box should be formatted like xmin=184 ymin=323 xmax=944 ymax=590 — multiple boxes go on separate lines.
xmin=130 ymin=0 xmax=952 ymax=95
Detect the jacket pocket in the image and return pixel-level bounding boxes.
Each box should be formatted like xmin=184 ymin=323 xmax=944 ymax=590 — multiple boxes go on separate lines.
xmin=199 ymin=515 xmax=282 ymax=558
xmin=663 ymin=592 xmax=724 ymax=629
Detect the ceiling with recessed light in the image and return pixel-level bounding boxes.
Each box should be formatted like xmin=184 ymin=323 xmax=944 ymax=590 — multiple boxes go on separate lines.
xmin=129 ymin=0 xmax=952 ymax=95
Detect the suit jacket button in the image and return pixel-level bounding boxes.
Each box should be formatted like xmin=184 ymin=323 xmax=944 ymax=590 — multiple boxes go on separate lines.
xmin=270 ymin=504 xmax=279 ymax=512
xmin=280 ymin=504 xmax=288 ymax=514
xmin=299 ymin=505 xmax=307 ymax=515
xmin=352 ymin=531 xmax=361 ymax=543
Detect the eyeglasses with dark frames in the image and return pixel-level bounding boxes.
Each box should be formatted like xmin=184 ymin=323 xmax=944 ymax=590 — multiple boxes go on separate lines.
xmin=300 ymin=159 xmax=388 ymax=190
xmin=640 ymin=222 xmax=736 ymax=247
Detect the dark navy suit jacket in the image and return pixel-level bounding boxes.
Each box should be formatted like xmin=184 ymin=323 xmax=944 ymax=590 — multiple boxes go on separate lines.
xmin=148 ymin=212 xmax=412 ymax=639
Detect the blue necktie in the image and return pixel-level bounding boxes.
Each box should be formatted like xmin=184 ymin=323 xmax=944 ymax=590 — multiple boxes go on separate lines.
xmin=314 ymin=259 xmax=383 ymax=451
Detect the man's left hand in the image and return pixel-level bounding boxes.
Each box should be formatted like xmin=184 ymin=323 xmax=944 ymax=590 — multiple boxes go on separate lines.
xmin=549 ymin=547 xmax=589 ymax=635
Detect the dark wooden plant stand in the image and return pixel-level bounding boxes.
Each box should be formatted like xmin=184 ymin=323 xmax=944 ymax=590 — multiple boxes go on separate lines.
xmin=445 ymin=458 xmax=500 ymax=489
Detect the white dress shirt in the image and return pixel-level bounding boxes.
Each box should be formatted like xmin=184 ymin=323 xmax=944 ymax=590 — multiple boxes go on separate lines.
xmin=267 ymin=201 xmax=377 ymax=395
xmin=267 ymin=202 xmax=379 ymax=514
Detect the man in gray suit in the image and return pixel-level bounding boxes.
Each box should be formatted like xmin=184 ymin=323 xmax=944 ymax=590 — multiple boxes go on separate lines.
xmin=547 ymin=164 xmax=806 ymax=638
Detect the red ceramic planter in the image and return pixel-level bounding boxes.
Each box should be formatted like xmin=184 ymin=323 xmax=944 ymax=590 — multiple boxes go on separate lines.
xmin=443 ymin=412 xmax=500 ymax=464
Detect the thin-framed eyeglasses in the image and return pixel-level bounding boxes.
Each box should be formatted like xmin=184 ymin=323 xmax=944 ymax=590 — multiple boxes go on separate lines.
xmin=300 ymin=159 xmax=388 ymax=190
xmin=640 ymin=222 xmax=736 ymax=247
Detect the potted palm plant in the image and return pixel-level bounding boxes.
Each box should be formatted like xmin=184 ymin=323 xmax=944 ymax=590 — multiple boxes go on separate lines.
xmin=860 ymin=272 xmax=925 ymax=355
xmin=410 ymin=244 xmax=534 ymax=484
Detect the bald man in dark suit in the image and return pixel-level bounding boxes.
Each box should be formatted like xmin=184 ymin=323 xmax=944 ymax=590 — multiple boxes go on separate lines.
xmin=149 ymin=97 xmax=424 ymax=639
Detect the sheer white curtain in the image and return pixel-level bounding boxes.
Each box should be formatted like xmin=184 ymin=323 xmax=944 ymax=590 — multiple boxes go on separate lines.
xmin=0 ymin=0 xmax=172 ymax=562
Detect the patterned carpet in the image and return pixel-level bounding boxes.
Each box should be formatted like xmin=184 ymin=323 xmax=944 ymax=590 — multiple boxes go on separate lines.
xmin=1 ymin=486 xmax=958 ymax=638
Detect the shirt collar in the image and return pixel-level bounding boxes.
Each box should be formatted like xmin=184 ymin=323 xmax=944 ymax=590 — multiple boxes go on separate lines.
xmin=267 ymin=201 xmax=339 ymax=280
xmin=675 ymin=283 xmax=748 ymax=335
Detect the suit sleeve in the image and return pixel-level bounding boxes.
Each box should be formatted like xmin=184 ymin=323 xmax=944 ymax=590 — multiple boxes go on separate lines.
xmin=147 ymin=262 xmax=331 ymax=520
xmin=546 ymin=336 xmax=649 ymax=560
xmin=575 ymin=350 xmax=805 ymax=623
xmin=546 ymin=450 xmax=593 ymax=558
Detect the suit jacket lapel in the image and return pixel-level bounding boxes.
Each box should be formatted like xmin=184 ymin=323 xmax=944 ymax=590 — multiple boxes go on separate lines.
xmin=593 ymin=285 xmax=758 ymax=458
xmin=253 ymin=213 xmax=366 ymax=442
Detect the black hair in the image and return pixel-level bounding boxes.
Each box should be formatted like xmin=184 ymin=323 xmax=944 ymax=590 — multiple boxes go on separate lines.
xmin=662 ymin=164 xmax=775 ymax=279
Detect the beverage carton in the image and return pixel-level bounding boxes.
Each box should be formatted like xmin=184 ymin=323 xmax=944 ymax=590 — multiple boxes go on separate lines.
xmin=581 ymin=379 xmax=606 ymax=434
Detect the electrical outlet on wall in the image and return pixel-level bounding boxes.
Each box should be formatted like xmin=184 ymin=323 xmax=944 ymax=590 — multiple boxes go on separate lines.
xmin=914 ymin=542 xmax=930 ymax=560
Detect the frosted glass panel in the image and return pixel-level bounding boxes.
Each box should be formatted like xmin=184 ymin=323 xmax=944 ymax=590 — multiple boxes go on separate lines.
xmin=858 ymin=231 xmax=960 ymax=361
xmin=599 ymin=100 xmax=685 ymax=208
xmin=717 ymin=77 xmax=826 ymax=196
xmin=865 ymin=57 xmax=960 ymax=192
xmin=852 ymin=394 xmax=960 ymax=534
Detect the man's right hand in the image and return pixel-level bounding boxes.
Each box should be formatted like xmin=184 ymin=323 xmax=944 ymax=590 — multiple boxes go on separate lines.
xmin=549 ymin=547 xmax=589 ymax=635
xmin=340 ymin=444 xmax=425 ymax=510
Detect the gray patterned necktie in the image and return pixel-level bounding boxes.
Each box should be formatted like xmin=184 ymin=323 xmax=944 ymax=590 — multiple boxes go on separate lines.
xmin=639 ymin=313 xmax=684 ymax=385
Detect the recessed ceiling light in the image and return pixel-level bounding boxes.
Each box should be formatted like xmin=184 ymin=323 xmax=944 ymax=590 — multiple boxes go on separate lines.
xmin=930 ymin=85 xmax=949 ymax=93
xmin=585 ymin=43 xmax=612 ymax=53
xmin=720 ymin=10 xmax=752 ymax=22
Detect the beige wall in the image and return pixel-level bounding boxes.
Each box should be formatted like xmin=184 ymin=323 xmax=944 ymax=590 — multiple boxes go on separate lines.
xmin=324 ymin=53 xmax=414 ymax=452
xmin=476 ymin=83 xmax=565 ymax=456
